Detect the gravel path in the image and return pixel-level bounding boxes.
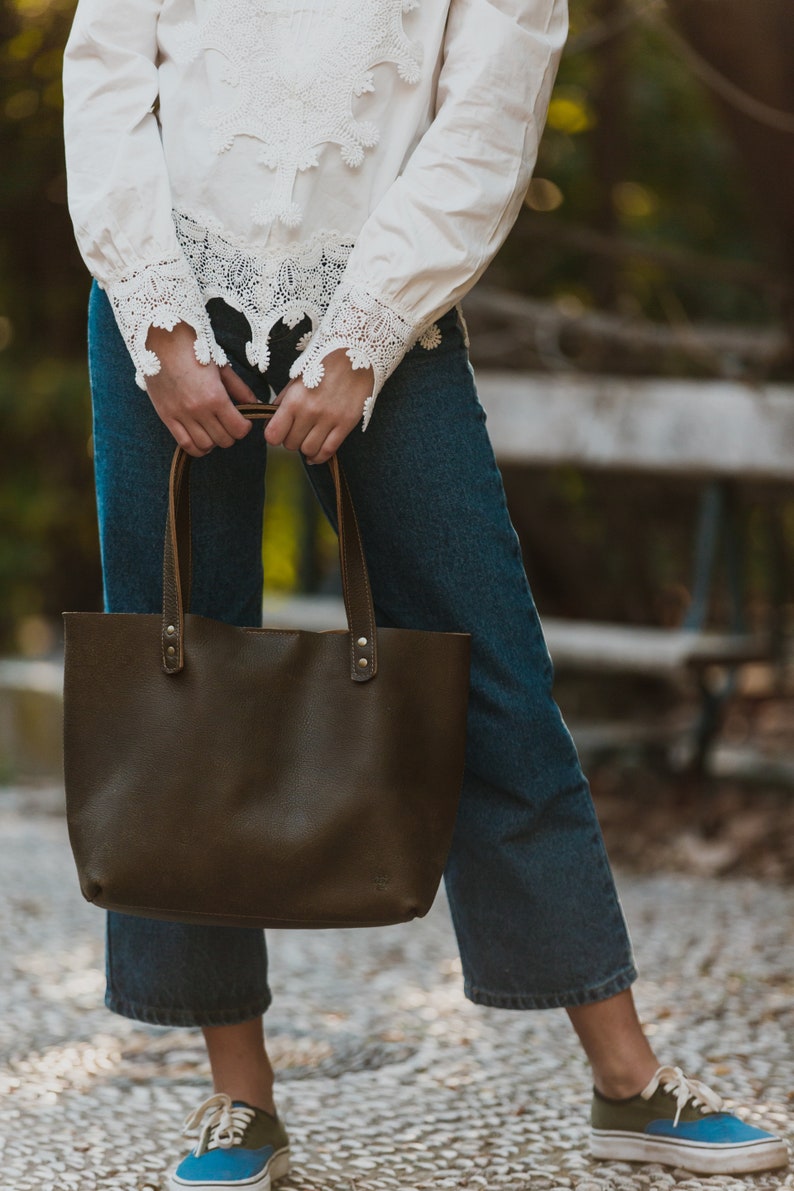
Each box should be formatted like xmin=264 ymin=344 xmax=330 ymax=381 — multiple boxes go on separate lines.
xmin=0 ymin=787 xmax=791 ymax=1191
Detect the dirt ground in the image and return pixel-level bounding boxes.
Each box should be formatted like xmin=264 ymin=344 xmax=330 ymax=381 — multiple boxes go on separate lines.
xmin=589 ymin=694 xmax=794 ymax=884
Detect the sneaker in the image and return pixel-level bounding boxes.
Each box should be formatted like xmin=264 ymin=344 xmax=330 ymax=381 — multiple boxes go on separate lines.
xmin=169 ymin=1092 xmax=291 ymax=1190
xmin=591 ymin=1065 xmax=788 ymax=1175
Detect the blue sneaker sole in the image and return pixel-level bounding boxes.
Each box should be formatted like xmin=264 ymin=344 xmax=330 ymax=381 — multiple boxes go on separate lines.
xmin=169 ymin=1144 xmax=290 ymax=1190
xmin=591 ymin=1128 xmax=788 ymax=1174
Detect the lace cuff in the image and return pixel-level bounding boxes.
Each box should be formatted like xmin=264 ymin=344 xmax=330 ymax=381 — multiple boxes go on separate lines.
xmin=104 ymin=258 xmax=228 ymax=389
xmin=287 ymin=283 xmax=426 ymax=431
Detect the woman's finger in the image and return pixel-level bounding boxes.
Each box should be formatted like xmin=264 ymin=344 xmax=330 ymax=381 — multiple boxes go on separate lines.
xmin=296 ymin=424 xmax=329 ymax=462
xmin=218 ymin=402 xmax=254 ymax=442
xmin=220 ymin=365 xmax=259 ymax=407
xmin=183 ymin=421 xmax=216 ymax=454
xmin=283 ymin=411 xmax=321 ymax=454
xmin=212 ymin=380 xmax=255 ymax=440
xmin=205 ymin=414 xmax=237 ymax=449
xmin=264 ymin=402 xmax=295 ymax=447
xmin=170 ymin=419 xmax=212 ymax=458
xmin=304 ymin=425 xmax=346 ymax=467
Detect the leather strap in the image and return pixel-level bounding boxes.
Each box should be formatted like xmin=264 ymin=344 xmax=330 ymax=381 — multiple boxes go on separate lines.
xmin=162 ymin=404 xmax=378 ymax=682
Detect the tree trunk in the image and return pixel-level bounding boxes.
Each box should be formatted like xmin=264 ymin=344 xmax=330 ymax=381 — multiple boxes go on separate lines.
xmin=664 ymin=0 xmax=794 ymax=339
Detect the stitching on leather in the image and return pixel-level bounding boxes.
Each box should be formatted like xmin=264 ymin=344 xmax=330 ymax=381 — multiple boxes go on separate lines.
xmin=342 ymin=466 xmax=375 ymax=675
xmin=161 ymin=543 xmax=169 ymax=670
xmin=330 ymin=459 xmax=356 ymax=679
xmin=173 ymin=453 xmax=186 ymax=671
xmin=163 ymin=450 xmax=186 ymax=672
xmin=161 ymin=454 xmax=178 ymax=670
xmin=186 ymin=455 xmax=193 ymax=615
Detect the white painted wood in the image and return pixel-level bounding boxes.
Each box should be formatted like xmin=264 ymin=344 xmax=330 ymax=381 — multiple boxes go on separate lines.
xmin=539 ymin=619 xmax=771 ymax=673
xmin=0 ymin=658 xmax=64 ymax=696
xmin=474 ymin=373 xmax=794 ymax=479
xmin=262 ymin=594 xmax=346 ymax=631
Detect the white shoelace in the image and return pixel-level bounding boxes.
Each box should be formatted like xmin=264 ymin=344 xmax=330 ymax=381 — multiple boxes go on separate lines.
xmin=642 ymin=1065 xmax=724 ymax=1128
xmin=182 ymin=1093 xmax=256 ymax=1154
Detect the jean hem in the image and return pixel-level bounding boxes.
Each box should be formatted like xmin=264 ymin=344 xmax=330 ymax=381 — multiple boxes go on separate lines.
xmin=105 ymin=990 xmax=272 ymax=1028
xmin=463 ymin=963 xmax=638 ymax=1011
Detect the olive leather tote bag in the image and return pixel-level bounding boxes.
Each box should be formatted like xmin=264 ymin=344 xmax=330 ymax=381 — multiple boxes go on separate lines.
xmin=63 ymin=405 xmax=471 ymax=930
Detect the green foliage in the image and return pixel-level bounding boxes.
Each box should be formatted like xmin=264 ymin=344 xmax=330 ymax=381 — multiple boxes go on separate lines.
xmin=0 ymin=0 xmax=87 ymax=357
xmin=0 ymin=357 xmax=100 ymax=649
xmin=499 ymin=1 xmax=777 ymax=325
xmin=262 ymin=449 xmax=338 ymax=593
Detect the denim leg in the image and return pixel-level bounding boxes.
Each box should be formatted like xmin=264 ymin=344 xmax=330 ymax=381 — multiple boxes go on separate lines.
xmin=268 ymin=306 xmax=638 ymax=1010
xmin=88 ymin=283 xmax=273 ymax=1027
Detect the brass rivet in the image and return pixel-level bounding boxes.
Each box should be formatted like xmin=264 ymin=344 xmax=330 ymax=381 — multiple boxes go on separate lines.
xmin=357 ymin=636 xmax=368 ymax=647
xmin=166 ymin=645 xmax=176 ymax=656
xmin=166 ymin=625 xmax=176 ymax=635
xmin=357 ymin=657 xmax=368 ymax=668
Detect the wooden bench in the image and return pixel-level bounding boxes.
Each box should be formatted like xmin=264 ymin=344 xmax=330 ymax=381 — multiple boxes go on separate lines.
xmin=475 ymin=372 xmax=794 ymax=766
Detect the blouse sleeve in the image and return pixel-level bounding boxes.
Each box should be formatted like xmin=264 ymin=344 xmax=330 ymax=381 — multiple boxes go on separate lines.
xmin=289 ymin=0 xmax=568 ymax=429
xmin=62 ymin=0 xmax=226 ymax=387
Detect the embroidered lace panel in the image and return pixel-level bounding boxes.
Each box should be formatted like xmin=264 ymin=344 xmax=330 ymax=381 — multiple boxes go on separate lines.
xmin=174 ymin=210 xmax=355 ymax=373
xmin=105 ymin=256 xmax=228 ymax=388
xmin=175 ymin=0 xmax=423 ymax=229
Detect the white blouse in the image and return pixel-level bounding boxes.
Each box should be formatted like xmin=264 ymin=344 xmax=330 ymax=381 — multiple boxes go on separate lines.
xmin=63 ymin=0 xmax=567 ymax=427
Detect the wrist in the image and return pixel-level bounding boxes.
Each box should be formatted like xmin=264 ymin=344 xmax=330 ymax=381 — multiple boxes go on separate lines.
xmin=146 ymin=320 xmax=200 ymax=354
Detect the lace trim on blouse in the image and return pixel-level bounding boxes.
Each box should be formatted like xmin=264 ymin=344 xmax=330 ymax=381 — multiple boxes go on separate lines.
xmin=104 ymin=255 xmax=228 ymax=388
xmin=107 ymin=210 xmax=442 ymax=425
xmin=174 ymin=210 xmax=356 ymax=373
xmin=290 ymin=282 xmax=429 ymax=429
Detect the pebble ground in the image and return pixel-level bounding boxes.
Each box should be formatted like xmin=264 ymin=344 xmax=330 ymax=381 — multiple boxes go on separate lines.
xmin=0 ymin=785 xmax=791 ymax=1191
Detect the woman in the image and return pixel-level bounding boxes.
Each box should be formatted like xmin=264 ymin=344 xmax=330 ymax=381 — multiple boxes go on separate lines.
xmin=62 ymin=1 xmax=787 ymax=1188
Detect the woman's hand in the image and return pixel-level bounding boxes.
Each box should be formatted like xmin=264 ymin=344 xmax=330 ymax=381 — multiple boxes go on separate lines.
xmin=145 ymin=322 xmax=257 ymax=457
xmin=266 ymin=347 xmax=374 ymax=465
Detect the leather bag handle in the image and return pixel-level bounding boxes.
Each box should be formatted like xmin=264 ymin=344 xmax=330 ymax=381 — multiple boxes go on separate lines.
xmin=161 ymin=404 xmax=377 ymax=682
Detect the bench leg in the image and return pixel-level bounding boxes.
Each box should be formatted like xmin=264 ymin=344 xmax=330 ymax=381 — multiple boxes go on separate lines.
xmin=681 ymin=480 xmax=745 ymax=774
xmin=688 ymin=668 xmax=738 ymax=775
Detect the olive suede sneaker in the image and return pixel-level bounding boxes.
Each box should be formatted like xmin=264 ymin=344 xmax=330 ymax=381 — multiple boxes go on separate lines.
xmin=591 ymin=1065 xmax=788 ymax=1175
xmin=169 ymin=1093 xmax=290 ymax=1190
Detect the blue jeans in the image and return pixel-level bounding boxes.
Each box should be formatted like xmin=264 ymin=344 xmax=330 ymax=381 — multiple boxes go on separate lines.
xmin=88 ymin=281 xmax=637 ymax=1025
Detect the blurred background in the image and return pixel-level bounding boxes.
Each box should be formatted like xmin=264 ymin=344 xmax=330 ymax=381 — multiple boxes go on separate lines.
xmin=1 ymin=0 xmax=794 ymax=877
